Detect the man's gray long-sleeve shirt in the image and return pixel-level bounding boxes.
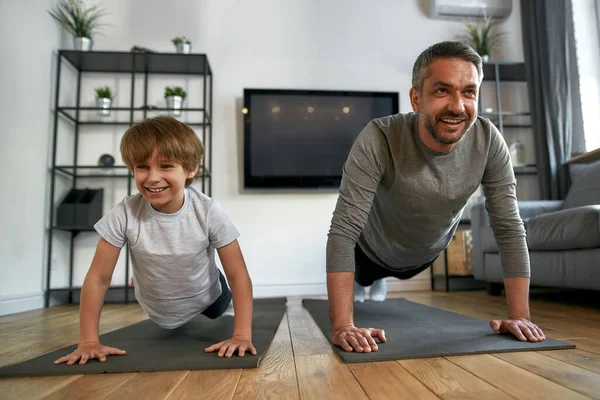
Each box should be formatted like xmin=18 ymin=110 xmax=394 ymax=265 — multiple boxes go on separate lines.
xmin=326 ymin=112 xmax=530 ymax=278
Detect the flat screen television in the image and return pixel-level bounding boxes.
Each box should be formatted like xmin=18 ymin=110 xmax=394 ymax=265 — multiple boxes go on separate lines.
xmin=243 ymin=88 xmax=399 ymax=188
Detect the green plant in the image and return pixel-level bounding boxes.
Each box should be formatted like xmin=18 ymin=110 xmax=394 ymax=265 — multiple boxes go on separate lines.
xmin=458 ymin=14 xmax=505 ymax=58
xmin=48 ymin=0 xmax=107 ymax=39
xmin=164 ymin=86 xmax=187 ymax=99
xmin=95 ymin=86 xmax=113 ymax=99
xmin=171 ymin=36 xmax=192 ymax=46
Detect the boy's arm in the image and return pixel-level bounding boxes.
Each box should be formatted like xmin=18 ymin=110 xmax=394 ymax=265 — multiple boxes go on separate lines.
xmin=79 ymin=237 xmax=121 ymax=343
xmin=54 ymin=237 xmax=123 ymax=365
xmin=217 ymin=240 xmax=253 ymax=340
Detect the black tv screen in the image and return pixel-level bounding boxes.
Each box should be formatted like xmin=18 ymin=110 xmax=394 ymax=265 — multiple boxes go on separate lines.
xmin=243 ymin=88 xmax=399 ymax=188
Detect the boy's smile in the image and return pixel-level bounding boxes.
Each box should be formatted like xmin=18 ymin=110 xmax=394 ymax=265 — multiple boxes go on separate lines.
xmin=134 ymin=150 xmax=198 ymax=214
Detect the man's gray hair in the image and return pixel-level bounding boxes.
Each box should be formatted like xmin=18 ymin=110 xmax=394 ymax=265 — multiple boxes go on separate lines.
xmin=412 ymin=41 xmax=483 ymax=92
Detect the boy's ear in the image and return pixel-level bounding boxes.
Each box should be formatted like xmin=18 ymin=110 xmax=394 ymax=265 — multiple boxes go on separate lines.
xmin=187 ymin=164 xmax=200 ymax=179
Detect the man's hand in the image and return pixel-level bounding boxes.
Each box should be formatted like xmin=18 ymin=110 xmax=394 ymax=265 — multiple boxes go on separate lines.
xmin=205 ymin=335 xmax=257 ymax=357
xmin=53 ymin=342 xmax=126 ymax=365
xmin=489 ymin=318 xmax=546 ymax=342
xmin=332 ymin=324 xmax=386 ymax=352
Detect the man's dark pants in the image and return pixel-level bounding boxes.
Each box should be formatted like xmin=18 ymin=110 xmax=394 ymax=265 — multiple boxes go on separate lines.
xmin=354 ymin=244 xmax=438 ymax=286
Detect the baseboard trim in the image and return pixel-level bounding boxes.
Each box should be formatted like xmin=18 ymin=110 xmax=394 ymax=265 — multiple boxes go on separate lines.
xmin=5 ymin=279 xmax=432 ymax=313
xmin=0 ymin=292 xmax=45 ymax=316
xmin=252 ymin=278 xmax=431 ymax=298
xmin=253 ymin=283 xmax=328 ymax=298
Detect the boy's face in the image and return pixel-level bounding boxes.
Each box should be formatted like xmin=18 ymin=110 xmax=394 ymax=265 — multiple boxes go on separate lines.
xmin=133 ymin=150 xmax=198 ymax=214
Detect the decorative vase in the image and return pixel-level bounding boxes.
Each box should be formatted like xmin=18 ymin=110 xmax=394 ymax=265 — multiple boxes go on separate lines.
xmin=175 ymin=43 xmax=192 ymax=54
xmin=96 ymin=97 xmax=112 ymax=117
xmin=481 ymin=54 xmax=490 ymax=62
xmin=74 ymin=37 xmax=92 ymax=51
xmin=165 ymin=95 xmax=183 ymax=116
xmin=509 ymin=140 xmax=526 ymax=166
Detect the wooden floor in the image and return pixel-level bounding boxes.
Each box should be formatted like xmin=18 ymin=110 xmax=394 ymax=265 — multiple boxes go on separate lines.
xmin=1 ymin=290 xmax=600 ymax=399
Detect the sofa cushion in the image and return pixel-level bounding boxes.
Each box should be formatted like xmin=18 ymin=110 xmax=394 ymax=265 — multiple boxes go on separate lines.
xmin=563 ymin=161 xmax=600 ymax=209
xmin=481 ymin=226 xmax=498 ymax=252
xmin=525 ymin=205 xmax=600 ymax=250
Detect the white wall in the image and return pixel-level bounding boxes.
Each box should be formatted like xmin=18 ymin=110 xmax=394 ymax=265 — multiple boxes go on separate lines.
xmin=0 ymin=0 xmax=62 ymax=314
xmin=0 ymin=0 xmax=525 ymax=314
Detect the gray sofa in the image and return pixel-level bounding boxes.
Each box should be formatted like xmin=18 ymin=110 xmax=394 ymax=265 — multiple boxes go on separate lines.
xmin=471 ymin=160 xmax=600 ymax=295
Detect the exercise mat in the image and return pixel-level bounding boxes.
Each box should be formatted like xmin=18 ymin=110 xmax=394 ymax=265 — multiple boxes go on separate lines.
xmin=0 ymin=297 xmax=286 ymax=377
xmin=302 ymin=298 xmax=574 ymax=363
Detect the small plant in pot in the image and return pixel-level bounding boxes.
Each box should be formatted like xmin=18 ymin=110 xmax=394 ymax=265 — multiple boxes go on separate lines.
xmin=172 ymin=36 xmax=192 ymax=54
xmin=458 ymin=14 xmax=505 ymax=62
xmin=48 ymin=0 xmax=107 ymax=51
xmin=95 ymin=86 xmax=114 ymax=117
xmin=164 ymin=86 xmax=187 ymax=116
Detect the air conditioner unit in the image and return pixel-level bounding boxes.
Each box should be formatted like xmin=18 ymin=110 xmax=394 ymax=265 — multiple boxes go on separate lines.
xmin=429 ymin=0 xmax=513 ymax=20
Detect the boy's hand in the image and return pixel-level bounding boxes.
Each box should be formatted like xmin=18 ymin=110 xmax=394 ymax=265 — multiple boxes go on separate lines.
xmin=205 ymin=335 xmax=257 ymax=357
xmin=53 ymin=342 xmax=126 ymax=365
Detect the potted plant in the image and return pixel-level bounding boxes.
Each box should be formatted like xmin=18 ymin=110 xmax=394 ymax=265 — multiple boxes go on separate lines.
xmin=458 ymin=14 xmax=505 ymax=62
xmin=95 ymin=86 xmax=114 ymax=117
xmin=164 ymin=86 xmax=187 ymax=116
xmin=48 ymin=0 xmax=107 ymax=51
xmin=172 ymin=36 xmax=192 ymax=54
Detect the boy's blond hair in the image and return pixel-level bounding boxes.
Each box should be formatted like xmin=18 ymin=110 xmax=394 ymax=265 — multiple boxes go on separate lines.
xmin=120 ymin=116 xmax=204 ymax=187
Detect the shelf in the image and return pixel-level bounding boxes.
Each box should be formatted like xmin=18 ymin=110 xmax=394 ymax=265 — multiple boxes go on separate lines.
xmin=500 ymin=124 xmax=532 ymax=128
xmin=55 ymin=165 xmax=131 ymax=178
xmin=57 ymin=107 xmax=211 ymax=126
xmin=53 ymin=225 xmax=96 ymax=232
xmin=481 ymin=112 xmax=531 ymax=117
xmin=482 ymin=62 xmax=527 ymax=82
xmin=60 ymin=51 xmax=212 ymax=75
xmin=54 ymin=165 xmax=212 ymax=179
xmin=47 ymin=50 xmax=213 ymax=307
xmin=513 ymin=165 xmax=538 ymax=175
xmin=48 ymin=285 xmax=130 ymax=292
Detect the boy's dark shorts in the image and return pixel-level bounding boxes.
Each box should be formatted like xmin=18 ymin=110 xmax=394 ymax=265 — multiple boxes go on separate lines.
xmin=201 ymin=269 xmax=232 ymax=319
xmin=354 ymin=244 xmax=439 ymax=287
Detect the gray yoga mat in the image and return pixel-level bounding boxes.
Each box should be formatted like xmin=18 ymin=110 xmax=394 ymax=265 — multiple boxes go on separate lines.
xmin=0 ymin=297 xmax=286 ymax=377
xmin=303 ymin=298 xmax=575 ymax=363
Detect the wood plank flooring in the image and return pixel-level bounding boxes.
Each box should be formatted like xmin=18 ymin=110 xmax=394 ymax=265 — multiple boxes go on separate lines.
xmin=1 ymin=290 xmax=599 ymax=399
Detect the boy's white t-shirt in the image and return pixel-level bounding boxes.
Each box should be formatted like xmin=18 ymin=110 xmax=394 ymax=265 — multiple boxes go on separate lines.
xmin=94 ymin=186 xmax=239 ymax=329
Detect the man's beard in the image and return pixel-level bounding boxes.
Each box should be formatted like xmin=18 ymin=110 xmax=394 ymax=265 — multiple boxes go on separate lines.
xmin=420 ymin=111 xmax=475 ymax=145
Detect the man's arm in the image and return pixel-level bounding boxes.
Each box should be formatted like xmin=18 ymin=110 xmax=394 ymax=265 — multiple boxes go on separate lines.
xmin=327 ymin=271 xmax=386 ymax=352
xmin=480 ymin=123 xmax=545 ymax=341
xmin=326 ymin=121 xmax=391 ymax=351
xmin=489 ymin=277 xmax=546 ymax=342
xmin=504 ymin=277 xmax=531 ymax=319
xmin=327 ymin=272 xmax=355 ymax=332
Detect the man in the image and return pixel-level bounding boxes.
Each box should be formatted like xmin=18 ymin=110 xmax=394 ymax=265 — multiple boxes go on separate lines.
xmin=326 ymin=41 xmax=546 ymax=353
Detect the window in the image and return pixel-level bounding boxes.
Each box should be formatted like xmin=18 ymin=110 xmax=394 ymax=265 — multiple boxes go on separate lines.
xmin=572 ymin=0 xmax=600 ymax=152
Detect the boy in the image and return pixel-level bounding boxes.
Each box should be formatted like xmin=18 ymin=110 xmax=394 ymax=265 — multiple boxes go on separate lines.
xmin=54 ymin=116 xmax=255 ymax=365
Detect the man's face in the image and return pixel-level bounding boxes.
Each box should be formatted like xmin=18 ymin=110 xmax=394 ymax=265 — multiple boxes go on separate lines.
xmin=410 ymin=58 xmax=480 ymax=148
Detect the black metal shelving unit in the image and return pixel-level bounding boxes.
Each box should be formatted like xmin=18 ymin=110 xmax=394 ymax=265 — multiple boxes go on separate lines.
xmin=479 ymin=61 xmax=537 ymax=177
xmin=45 ymin=50 xmax=213 ymax=307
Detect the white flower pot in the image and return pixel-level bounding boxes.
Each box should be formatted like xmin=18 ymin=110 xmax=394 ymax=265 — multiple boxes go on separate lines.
xmin=74 ymin=37 xmax=92 ymax=51
xmin=96 ymin=97 xmax=112 ymax=117
xmin=176 ymin=43 xmax=192 ymax=54
xmin=166 ymin=95 xmax=184 ymax=116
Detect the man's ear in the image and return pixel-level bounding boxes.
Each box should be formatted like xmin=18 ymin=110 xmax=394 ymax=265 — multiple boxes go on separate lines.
xmin=187 ymin=164 xmax=200 ymax=179
xmin=409 ymin=87 xmax=420 ymax=112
